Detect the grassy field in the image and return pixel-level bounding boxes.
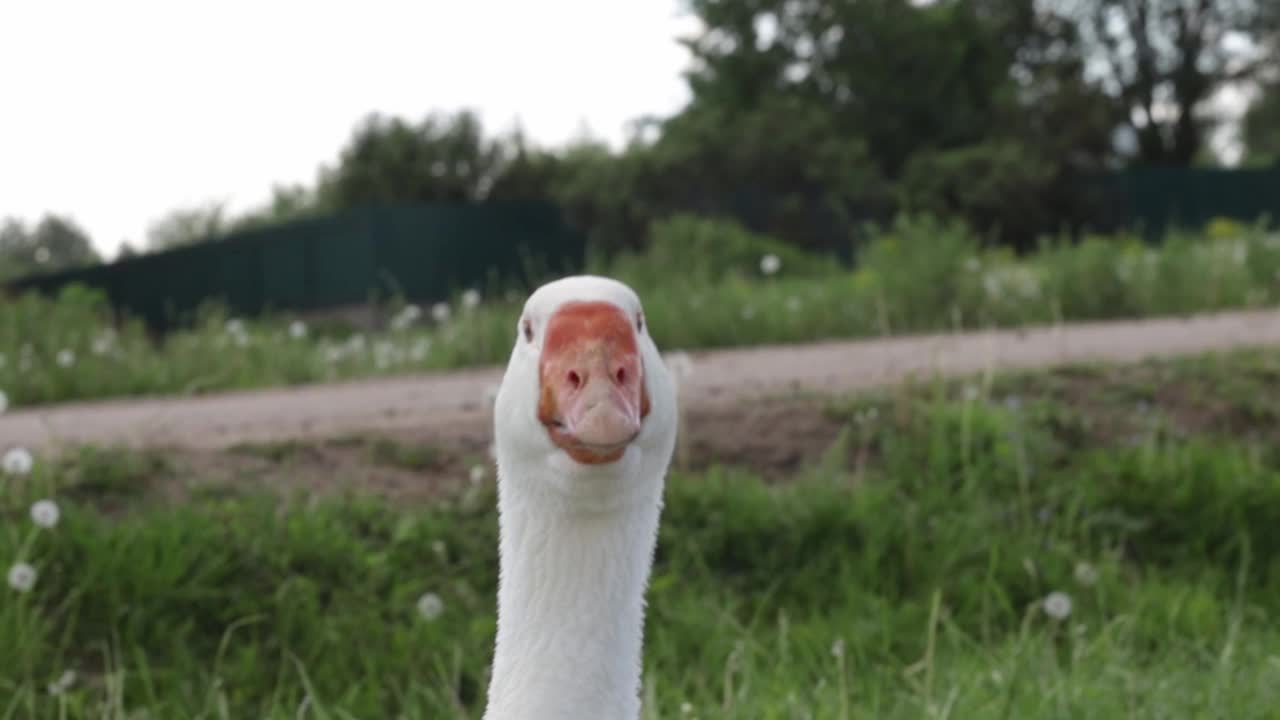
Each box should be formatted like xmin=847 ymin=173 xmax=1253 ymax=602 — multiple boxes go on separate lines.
xmin=3 ymin=215 xmax=1280 ymax=409
xmin=3 ymin=348 xmax=1279 ymax=717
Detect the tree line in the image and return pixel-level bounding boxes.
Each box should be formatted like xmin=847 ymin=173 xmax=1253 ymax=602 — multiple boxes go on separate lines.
xmin=3 ymin=0 xmax=1278 ymax=280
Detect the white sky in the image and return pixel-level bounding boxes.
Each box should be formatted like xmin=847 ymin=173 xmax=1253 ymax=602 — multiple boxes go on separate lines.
xmin=0 ymin=1 xmax=698 ymax=258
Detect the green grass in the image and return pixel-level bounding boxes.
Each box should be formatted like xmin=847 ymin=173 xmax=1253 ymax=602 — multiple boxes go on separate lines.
xmin=3 ymin=350 xmax=1279 ymax=717
xmin=3 ymin=215 xmax=1280 ymax=409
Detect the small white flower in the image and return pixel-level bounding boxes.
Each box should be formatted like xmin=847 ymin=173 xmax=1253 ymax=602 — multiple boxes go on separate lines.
xmin=47 ymin=670 xmax=75 ymax=696
xmin=469 ymin=464 xmax=487 ymax=484
xmin=431 ymin=540 xmax=447 ymax=560
xmin=1042 ymin=591 xmax=1072 ymax=620
xmin=3 ymin=447 xmax=34 ymax=475
xmin=55 ymin=349 xmax=75 ymax=368
xmin=680 ymin=701 xmax=694 ymax=714
xmin=431 ymin=302 xmax=452 ymax=324
xmin=1074 ymin=561 xmax=1099 ymax=586
xmin=225 ymin=319 xmax=245 ymax=336
xmin=91 ymin=333 xmax=114 ymax=355
xmin=30 ymin=499 xmax=59 ymax=529
xmin=831 ymin=638 xmax=845 ymax=658
xmin=963 ymin=385 xmax=980 ymax=402
xmin=288 ymin=321 xmax=308 ymax=339
xmin=461 ymin=289 xmax=482 ymax=310
xmin=0 ymin=389 xmax=7 ymax=414
xmin=417 ymin=592 xmax=445 ymax=620
xmin=760 ymin=253 xmax=782 ymax=275
xmin=7 ymin=562 xmax=37 ymax=593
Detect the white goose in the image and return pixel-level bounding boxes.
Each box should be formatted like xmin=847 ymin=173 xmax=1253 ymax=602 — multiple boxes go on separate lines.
xmin=483 ymin=275 xmax=679 ymax=720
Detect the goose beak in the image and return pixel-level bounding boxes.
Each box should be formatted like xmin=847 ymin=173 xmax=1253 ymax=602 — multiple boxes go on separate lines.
xmin=538 ymin=301 xmax=650 ymax=465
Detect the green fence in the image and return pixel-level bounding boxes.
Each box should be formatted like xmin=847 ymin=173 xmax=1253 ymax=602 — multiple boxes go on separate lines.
xmin=6 ymin=202 xmax=585 ymax=331
xmin=1099 ymin=166 xmax=1280 ymax=238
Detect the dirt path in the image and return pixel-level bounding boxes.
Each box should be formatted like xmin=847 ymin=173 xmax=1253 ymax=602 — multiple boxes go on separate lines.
xmin=5 ymin=308 xmax=1280 ymax=457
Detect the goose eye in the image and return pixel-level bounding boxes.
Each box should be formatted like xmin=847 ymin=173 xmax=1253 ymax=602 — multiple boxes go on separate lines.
xmin=636 ymin=313 xmax=644 ymax=333
xmin=522 ymin=318 xmax=534 ymax=343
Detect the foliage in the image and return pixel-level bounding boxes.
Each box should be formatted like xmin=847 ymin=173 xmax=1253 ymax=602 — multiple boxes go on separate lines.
xmin=3 ymin=352 xmax=1280 ymax=715
xmin=2 ymin=218 xmax=1280 ymax=409
xmin=1053 ymin=0 xmax=1280 ymax=167
xmin=0 ymin=215 xmax=100 ymax=282
xmin=145 ymin=202 xmax=229 ymax=251
xmin=1244 ymin=79 xmax=1280 ymax=165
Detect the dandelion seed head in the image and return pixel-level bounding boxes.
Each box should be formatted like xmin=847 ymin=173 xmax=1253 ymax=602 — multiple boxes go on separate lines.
xmin=1043 ymin=591 xmax=1073 ymax=620
xmin=55 ymin=349 xmax=75 ymax=368
xmin=469 ymin=464 xmax=487 ymax=485
xmin=2 ymin=447 xmax=34 ymax=476
xmin=680 ymin=701 xmax=694 ymax=714
xmin=30 ymin=499 xmax=59 ymax=529
xmin=760 ymin=254 xmax=782 ymax=275
xmin=431 ymin=302 xmax=452 ymax=324
xmin=831 ymin=638 xmax=845 ymax=658
xmin=1074 ymin=561 xmax=1099 ymax=586
xmin=461 ymin=289 xmax=481 ymax=309
xmin=288 ymin=321 xmax=308 ymax=339
xmin=7 ymin=562 xmax=36 ymax=593
xmin=417 ymin=592 xmax=445 ymax=620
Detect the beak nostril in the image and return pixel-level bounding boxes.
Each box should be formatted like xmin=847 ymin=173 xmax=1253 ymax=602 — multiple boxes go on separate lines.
xmin=567 ymin=370 xmax=582 ymax=390
xmin=615 ymin=367 xmax=627 ymax=385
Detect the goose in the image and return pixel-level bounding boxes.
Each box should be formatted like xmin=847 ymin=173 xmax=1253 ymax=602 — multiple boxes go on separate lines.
xmin=483 ymin=275 xmax=679 ymax=720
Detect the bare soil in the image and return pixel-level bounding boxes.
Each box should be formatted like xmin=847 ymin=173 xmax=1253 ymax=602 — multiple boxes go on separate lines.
xmin=5 ymin=308 xmax=1280 ymax=499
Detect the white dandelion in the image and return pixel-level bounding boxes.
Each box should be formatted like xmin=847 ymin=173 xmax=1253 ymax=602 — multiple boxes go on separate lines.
xmin=7 ymin=562 xmax=37 ymax=593
xmin=469 ymin=464 xmax=487 ymax=485
xmin=3 ymin=447 xmax=34 ymax=476
xmin=55 ymin=349 xmax=75 ymax=368
xmin=1074 ymin=561 xmax=1099 ymax=587
xmin=680 ymin=702 xmax=694 ymax=714
xmin=1042 ymin=591 xmax=1073 ymax=620
xmin=288 ymin=321 xmax=308 ymax=340
xmin=225 ymin=318 xmax=245 ymax=336
xmin=760 ymin=254 xmax=782 ymax=276
xmin=431 ymin=302 xmax=452 ymax=324
xmin=830 ymin=638 xmax=845 ymax=658
xmin=417 ymin=592 xmax=445 ymax=620
xmin=30 ymin=499 xmax=59 ymax=529
xmin=461 ymin=289 xmax=482 ymax=310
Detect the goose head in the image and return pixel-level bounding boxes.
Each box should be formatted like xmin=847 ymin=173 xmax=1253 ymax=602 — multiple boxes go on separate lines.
xmin=493 ymin=275 xmax=678 ymax=505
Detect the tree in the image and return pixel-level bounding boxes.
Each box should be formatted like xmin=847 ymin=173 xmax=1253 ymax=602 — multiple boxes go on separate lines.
xmin=0 ymin=214 xmax=100 ymax=281
xmin=1056 ymin=0 xmax=1280 ymax=166
xmin=146 ymin=202 xmax=228 ymax=251
xmin=317 ymin=110 xmax=506 ymax=209
xmin=1243 ymin=79 xmax=1280 ymax=164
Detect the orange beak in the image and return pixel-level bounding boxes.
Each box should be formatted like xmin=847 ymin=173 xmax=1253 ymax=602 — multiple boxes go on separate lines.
xmin=538 ymin=301 xmax=651 ymax=465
